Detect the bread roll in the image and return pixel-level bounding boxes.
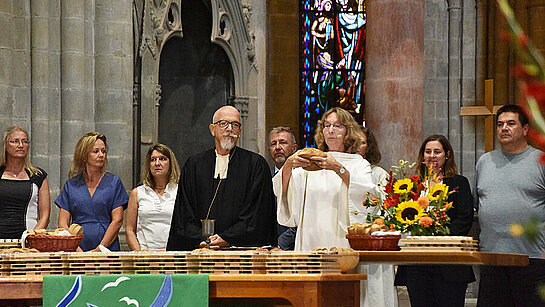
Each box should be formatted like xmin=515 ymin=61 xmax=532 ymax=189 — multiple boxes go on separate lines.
xmin=297 ymin=148 xmax=327 ymax=171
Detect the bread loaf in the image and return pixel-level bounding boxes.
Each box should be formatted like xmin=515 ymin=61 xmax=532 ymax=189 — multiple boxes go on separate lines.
xmin=297 ymin=148 xmax=327 ymax=171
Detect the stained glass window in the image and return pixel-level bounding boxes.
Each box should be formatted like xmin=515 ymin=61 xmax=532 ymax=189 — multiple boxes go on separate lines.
xmin=300 ymin=0 xmax=366 ymax=147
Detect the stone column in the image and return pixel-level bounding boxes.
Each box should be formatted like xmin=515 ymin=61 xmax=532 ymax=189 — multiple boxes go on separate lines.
xmin=94 ymin=0 xmax=133 ymax=185
xmin=30 ymin=1 xmax=62 ymax=170
xmin=0 ymin=2 xmax=14 ymax=124
xmin=365 ymin=0 xmax=425 ymax=168
xmin=10 ymin=1 xmax=31 ymax=125
xmin=446 ymin=0 xmax=463 ymax=168
xmin=230 ymin=95 xmax=250 ymax=149
xmin=30 ymin=0 xmax=62 ymax=223
xmin=60 ymin=0 xmax=93 ymax=180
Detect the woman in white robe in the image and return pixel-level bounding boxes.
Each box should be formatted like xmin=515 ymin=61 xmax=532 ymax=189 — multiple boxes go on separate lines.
xmin=356 ymin=127 xmax=399 ymax=307
xmin=273 ymin=107 xmax=378 ymax=251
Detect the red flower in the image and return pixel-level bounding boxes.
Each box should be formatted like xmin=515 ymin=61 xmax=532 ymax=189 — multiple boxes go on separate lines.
xmin=522 ymin=80 xmax=545 ymax=109
xmin=384 ymin=197 xmax=398 ymax=209
xmin=512 ymin=66 xmax=535 ymax=80
xmin=528 ymin=128 xmax=545 ymax=152
xmin=539 ymin=153 xmax=545 ymax=165
xmin=517 ymin=32 xmax=530 ymax=51
xmin=385 ymin=183 xmax=393 ymax=194
xmin=410 ymin=175 xmax=419 ymax=183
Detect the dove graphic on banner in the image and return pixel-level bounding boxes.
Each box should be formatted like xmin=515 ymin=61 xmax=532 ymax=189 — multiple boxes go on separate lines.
xmin=101 ymin=276 xmax=130 ymax=292
xmin=119 ymin=297 xmax=140 ymax=307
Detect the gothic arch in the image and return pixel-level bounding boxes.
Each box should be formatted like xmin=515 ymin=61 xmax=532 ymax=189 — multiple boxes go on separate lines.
xmin=138 ymin=0 xmax=256 ymax=164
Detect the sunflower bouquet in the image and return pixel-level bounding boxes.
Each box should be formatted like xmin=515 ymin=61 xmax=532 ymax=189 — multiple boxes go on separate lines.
xmin=363 ymin=160 xmax=454 ymax=236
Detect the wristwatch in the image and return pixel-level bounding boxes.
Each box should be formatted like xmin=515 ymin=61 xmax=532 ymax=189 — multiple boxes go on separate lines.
xmin=338 ymin=166 xmax=346 ymax=174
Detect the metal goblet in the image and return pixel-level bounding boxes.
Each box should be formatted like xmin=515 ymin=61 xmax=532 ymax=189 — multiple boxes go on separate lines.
xmin=201 ymin=219 xmax=215 ymax=249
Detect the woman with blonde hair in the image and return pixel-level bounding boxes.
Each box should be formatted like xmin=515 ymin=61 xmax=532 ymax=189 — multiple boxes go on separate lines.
xmin=0 ymin=126 xmax=49 ymax=238
xmin=56 ymin=132 xmax=128 ymax=252
xmin=126 ymin=144 xmax=180 ymax=251
xmin=273 ymin=107 xmax=378 ymax=251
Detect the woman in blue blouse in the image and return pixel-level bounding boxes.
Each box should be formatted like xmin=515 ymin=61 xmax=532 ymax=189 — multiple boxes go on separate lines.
xmin=56 ymin=132 xmax=129 ymax=252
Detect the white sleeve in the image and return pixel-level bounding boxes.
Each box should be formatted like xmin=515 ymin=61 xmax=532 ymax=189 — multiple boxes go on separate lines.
xmin=346 ymin=159 xmax=380 ymax=224
xmin=272 ymin=166 xmax=306 ymax=227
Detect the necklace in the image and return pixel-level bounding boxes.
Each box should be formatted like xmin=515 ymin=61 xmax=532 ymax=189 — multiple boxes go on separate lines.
xmin=6 ymin=169 xmax=21 ymax=177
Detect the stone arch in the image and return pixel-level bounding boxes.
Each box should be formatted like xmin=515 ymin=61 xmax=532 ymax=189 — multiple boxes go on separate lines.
xmin=138 ymin=0 xmax=256 ymax=166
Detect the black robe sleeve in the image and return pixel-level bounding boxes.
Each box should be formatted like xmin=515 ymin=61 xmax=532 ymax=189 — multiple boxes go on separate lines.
xmin=166 ymin=155 xmax=202 ymax=251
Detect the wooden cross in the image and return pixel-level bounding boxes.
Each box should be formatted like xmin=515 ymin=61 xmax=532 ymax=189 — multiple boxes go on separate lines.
xmin=460 ymin=79 xmax=503 ymax=152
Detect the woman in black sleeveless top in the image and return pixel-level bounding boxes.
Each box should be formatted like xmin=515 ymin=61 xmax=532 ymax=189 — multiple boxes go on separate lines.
xmin=0 ymin=126 xmax=50 ymax=238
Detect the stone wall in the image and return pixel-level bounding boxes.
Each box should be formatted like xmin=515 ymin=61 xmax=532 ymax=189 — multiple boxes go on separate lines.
xmin=423 ymin=0 xmax=478 ymax=186
xmin=0 ymin=0 xmax=133 ymax=227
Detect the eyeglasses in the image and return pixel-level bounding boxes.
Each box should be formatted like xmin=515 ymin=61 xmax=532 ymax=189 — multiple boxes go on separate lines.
xmin=8 ymin=139 xmax=30 ymax=145
xmin=323 ymin=123 xmax=345 ymax=130
xmin=213 ymin=120 xmax=242 ymax=130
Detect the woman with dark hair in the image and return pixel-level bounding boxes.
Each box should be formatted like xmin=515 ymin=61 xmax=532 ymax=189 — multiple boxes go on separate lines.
xmin=273 ymin=107 xmax=377 ymax=251
xmin=357 ymin=127 xmax=388 ymax=187
xmin=56 ymin=132 xmax=129 ymax=252
xmin=0 ymin=126 xmax=50 ymax=238
xmin=125 ymin=144 xmax=180 ymax=251
xmin=395 ymin=134 xmax=475 ymax=306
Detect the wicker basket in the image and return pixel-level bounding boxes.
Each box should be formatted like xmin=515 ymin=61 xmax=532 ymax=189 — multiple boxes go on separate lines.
xmin=346 ymin=234 xmax=401 ymax=251
xmin=26 ymin=234 xmax=84 ymax=252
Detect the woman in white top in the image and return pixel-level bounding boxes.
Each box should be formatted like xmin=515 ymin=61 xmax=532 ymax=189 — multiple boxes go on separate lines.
xmin=273 ymin=107 xmax=377 ymax=251
xmin=357 ymin=127 xmax=398 ymax=307
xmin=357 ymin=127 xmax=389 ymax=188
xmin=126 ymin=144 xmax=180 ymax=251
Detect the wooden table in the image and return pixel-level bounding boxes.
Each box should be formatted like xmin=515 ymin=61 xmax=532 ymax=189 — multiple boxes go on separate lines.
xmin=0 ymin=274 xmax=366 ymax=307
xmin=357 ymin=251 xmax=529 ymax=266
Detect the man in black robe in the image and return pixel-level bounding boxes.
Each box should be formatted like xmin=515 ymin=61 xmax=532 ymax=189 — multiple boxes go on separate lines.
xmin=167 ymin=106 xmax=276 ymax=250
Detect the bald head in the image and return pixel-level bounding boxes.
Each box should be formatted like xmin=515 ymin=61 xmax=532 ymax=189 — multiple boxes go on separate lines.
xmin=213 ymin=106 xmax=240 ymax=123
xmin=210 ymin=105 xmax=242 ymax=155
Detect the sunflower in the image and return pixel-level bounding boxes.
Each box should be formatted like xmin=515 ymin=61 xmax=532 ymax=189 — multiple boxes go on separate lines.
xmin=395 ymin=201 xmax=425 ymax=225
xmin=393 ymin=178 xmax=414 ymax=194
xmin=428 ymin=184 xmax=449 ymax=201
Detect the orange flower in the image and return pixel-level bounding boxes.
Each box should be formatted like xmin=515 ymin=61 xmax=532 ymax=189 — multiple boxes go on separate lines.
xmin=444 ymin=202 xmax=453 ymax=209
xmin=419 ymin=216 xmax=433 ymax=227
xmin=373 ymin=218 xmax=385 ymax=225
xmin=417 ymin=196 xmax=429 ymax=209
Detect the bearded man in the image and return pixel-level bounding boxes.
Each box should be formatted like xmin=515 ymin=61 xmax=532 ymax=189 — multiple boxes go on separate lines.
xmin=167 ymin=106 xmax=276 ymax=250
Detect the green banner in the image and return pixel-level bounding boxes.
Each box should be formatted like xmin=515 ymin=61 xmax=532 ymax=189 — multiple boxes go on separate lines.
xmin=43 ymin=274 xmax=208 ymax=307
